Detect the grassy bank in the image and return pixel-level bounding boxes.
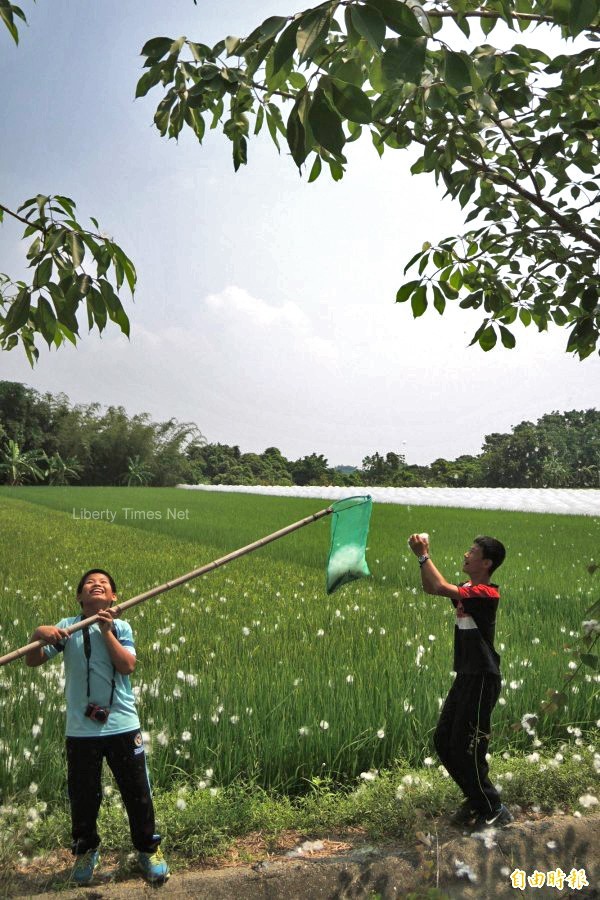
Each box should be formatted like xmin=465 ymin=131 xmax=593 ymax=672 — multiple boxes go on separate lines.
xmin=1 ymin=746 xmax=598 ymax=874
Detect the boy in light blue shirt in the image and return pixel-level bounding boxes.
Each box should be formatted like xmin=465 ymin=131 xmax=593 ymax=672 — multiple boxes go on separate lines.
xmin=26 ymin=569 xmax=169 ymax=885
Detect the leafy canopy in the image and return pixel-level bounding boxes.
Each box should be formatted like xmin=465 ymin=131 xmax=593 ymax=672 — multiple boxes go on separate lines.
xmin=1 ymin=9 xmax=136 ymax=365
xmin=138 ymin=0 xmax=600 ymax=358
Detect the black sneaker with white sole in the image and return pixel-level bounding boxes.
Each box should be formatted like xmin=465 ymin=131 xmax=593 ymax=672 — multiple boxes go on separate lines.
xmin=472 ymin=804 xmax=514 ymax=831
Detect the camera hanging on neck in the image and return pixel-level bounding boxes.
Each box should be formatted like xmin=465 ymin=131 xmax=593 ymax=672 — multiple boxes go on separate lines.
xmin=83 ymin=624 xmax=116 ymax=723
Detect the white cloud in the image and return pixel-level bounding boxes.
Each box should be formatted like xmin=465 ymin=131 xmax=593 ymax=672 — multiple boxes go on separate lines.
xmin=203 ymin=285 xmax=339 ymax=364
xmin=206 ymin=286 xmax=307 ymax=330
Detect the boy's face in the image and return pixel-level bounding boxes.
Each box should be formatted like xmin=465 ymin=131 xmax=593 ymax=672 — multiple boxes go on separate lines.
xmin=462 ymin=543 xmax=491 ymax=579
xmin=77 ymin=571 xmax=116 ymax=613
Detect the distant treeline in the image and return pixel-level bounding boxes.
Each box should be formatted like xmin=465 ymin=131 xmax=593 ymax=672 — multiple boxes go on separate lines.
xmin=1 ymin=381 xmax=599 ymax=488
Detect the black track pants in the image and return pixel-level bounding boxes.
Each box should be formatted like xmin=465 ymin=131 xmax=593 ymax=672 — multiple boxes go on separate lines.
xmin=433 ymin=673 xmax=502 ymax=816
xmin=66 ymin=729 xmax=159 ymax=855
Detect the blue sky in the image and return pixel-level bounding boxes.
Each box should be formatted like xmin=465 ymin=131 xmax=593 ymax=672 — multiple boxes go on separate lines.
xmin=1 ymin=1 xmax=598 ymax=466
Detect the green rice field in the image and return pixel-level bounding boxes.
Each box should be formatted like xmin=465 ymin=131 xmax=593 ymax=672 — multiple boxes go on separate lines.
xmin=0 ymin=486 xmax=598 ymax=801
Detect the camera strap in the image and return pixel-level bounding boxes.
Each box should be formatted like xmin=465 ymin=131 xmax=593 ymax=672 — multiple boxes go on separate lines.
xmin=82 ymin=625 xmax=116 ymax=708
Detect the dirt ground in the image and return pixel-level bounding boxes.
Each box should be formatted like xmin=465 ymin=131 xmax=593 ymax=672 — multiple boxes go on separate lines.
xmin=4 ymin=812 xmax=599 ymax=900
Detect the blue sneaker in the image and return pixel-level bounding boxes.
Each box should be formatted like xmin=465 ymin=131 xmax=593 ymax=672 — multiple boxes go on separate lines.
xmin=71 ymin=849 xmax=100 ymax=885
xmin=138 ymin=847 xmax=169 ymax=883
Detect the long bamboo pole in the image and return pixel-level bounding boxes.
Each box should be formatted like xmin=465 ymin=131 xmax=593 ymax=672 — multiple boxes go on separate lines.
xmin=0 ymin=505 xmax=333 ymax=667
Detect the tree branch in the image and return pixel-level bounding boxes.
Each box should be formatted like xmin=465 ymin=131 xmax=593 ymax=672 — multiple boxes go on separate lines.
xmin=0 ymin=202 xmax=107 ymax=243
xmin=0 ymin=203 xmax=35 ymax=230
xmin=380 ymin=118 xmax=600 ymax=253
xmin=472 ymin=160 xmax=600 ymax=253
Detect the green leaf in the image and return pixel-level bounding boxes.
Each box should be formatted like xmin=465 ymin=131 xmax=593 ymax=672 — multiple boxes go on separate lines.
xmin=184 ymin=105 xmax=206 ymax=142
xmin=580 ymin=286 xmax=598 ymax=312
xmin=100 ymin=280 xmax=130 ymax=337
xmin=154 ymin=90 xmax=177 ymax=132
xmin=328 ymin=159 xmax=345 ymax=181
xmin=56 ymin=322 xmax=77 ymax=346
xmin=308 ymin=89 xmax=346 ymax=156
xmin=478 ymin=324 xmax=497 ymax=351
xmin=54 ymin=195 xmax=76 ymax=217
xmin=330 ymin=59 xmax=364 ymax=87
xmin=136 ymin=65 xmax=164 ymax=99
xmin=481 ymin=14 xmax=498 ymax=35
xmin=231 ymin=26 xmax=263 ymax=57
xmin=499 ymin=325 xmax=516 ymax=348
xmin=254 ymin=104 xmax=265 ymax=136
xmin=89 ymin=286 xmax=108 ymax=332
xmin=455 ymin=14 xmax=471 ymax=38
xmin=350 ymin=5 xmax=386 ymax=51
xmin=433 ymin=285 xmax=446 ymax=314
xmin=141 ymin=36 xmax=175 ymax=60
xmin=2 ymin=288 xmax=31 ymax=335
xmin=117 ymin=303 xmax=130 ymax=338
xmin=382 ymin=38 xmax=426 ymax=85
xmin=188 ymin=41 xmax=212 ymax=62
xmin=77 ymin=273 xmax=92 ymax=297
xmin=344 ymin=6 xmax=362 ymax=45
xmin=368 ymin=55 xmax=387 ymax=93
xmin=330 ymin=82 xmax=372 ymax=124
xmin=296 ymin=9 xmax=330 ymax=64
xmin=289 ymin=71 xmax=307 ymax=90
xmin=23 ymin=337 xmax=39 ymax=368
xmin=287 ymin=102 xmax=308 ymax=169
xmin=396 ymin=279 xmax=420 ymax=302
xmin=411 ymin=285 xmax=427 ymax=317
xmin=551 ymin=0 xmax=570 ymax=24
xmin=272 ymin=19 xmax=300 ymax=75
xmin=36 ymin=296 xmax=57 ymax=346
xmin=541 ymin=132 xmax=564 ymax=160
xmin=260 ymin=15 xmax=289 ymax=40
xmin=265 ymin=110 xmax=282 ymax=152
xmin=67 ymin=233 xmax=85 ymax=268
xmin=449 ymin=268 xmax=463 ymax=290
xmin=33 ymin=257 xmax=52 ymax=290
xmin=0 ymin=2 xmax=19 ymax=44
xmin=366 ymin=0 xmax=425 ymax=37
xmin=233 ymin=134 xmax=247 ymax=171
xmin=444 ymin=50 xmax=472 ymax=92
xmin=308 ymin=154 xmax=322 ymax=183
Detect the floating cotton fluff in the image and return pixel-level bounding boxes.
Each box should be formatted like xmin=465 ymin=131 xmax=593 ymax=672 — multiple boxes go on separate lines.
xmin=285 ymin=840 xmax=325 ymax=858
xmin=454 ymin=859 xmax=478 ymax=883
xmin=472 ymin=829 xmax=497 ymax=850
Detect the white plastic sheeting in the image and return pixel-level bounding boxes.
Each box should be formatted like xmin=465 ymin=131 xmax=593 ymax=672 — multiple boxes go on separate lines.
xmin=177 ymin=484 xmax=600 ymax=516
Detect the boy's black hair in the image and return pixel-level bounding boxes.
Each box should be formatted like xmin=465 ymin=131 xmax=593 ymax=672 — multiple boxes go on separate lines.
xmin=473 ymin=536 xmax=506 ymax=575
xmin=77 ymin=569 xmax=117 ymax=596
